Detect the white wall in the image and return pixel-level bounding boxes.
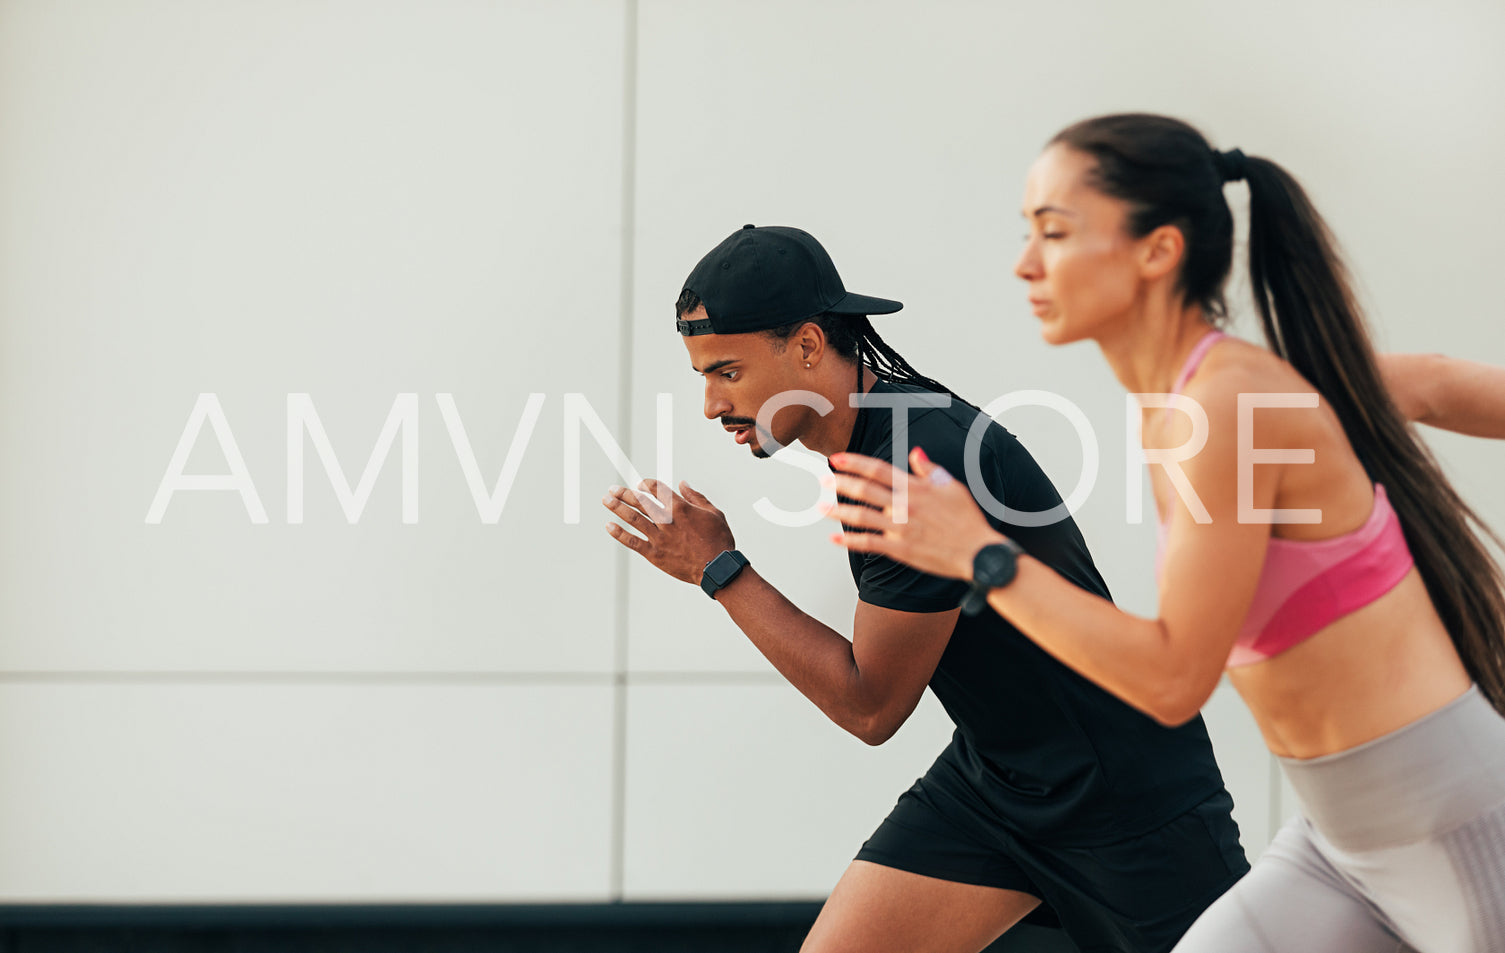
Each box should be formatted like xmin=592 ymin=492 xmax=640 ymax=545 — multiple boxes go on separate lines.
xmin=1 ymin=0 xmax=1501 ymax=903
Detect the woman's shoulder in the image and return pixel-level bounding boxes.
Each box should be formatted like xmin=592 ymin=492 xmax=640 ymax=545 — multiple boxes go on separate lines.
xmin=1185 ymin=334 xmax=1314 ymax=408
xmin=1169 ymin=335 xmax=1342 ymax=462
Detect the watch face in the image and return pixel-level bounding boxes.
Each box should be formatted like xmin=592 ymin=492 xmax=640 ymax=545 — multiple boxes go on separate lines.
xmin=708 ymin=550 xmax=747 ymax=586
xmin=709 ymin=555 xmax=734 ymax=585
xmin=974 ymin=544 xmax=1016 ymax=587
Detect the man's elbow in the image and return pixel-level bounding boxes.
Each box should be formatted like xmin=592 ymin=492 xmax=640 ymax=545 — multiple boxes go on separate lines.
xmin=1148 ymin=701 xmax=1202 ymax=729
xmin=849 ymin=710 xmax=904 ymax=746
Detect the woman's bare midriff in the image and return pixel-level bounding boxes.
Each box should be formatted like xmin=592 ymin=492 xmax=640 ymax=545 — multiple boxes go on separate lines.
xmin=1227 ymin=569 xmax=1474 ymax=759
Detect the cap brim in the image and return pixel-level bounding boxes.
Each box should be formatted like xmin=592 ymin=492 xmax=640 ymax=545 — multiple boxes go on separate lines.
xmin=827 ymin=291 xmax=903 ymax=316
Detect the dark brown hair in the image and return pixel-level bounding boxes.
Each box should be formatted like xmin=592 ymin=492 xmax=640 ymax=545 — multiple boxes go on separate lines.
xmin=1053 ymin=113 xmax=1505 ymax=713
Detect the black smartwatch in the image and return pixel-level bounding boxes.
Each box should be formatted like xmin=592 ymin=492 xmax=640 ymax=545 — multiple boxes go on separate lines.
xmin=700 ymin=549 xmax=750 ymax=599
xmin=959 ymin=540 xmax=1024 ymax=616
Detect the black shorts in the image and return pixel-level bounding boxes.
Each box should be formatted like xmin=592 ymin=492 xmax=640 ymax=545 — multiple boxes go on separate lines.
xmin=855 ymin=779 xmax=1249 ymax=953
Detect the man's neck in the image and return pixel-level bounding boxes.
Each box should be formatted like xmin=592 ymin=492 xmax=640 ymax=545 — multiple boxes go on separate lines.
xmin=802 ymin=364 xmax=879 ymax=458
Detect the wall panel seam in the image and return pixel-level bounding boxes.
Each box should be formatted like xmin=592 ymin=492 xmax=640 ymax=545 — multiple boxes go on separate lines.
xmin=609 ymin=0 xmax=641 ymax=903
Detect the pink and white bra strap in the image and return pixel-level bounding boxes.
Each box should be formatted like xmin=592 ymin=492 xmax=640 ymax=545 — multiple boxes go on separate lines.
xmin=1169 ymin=330 xmax=1227 ymax=397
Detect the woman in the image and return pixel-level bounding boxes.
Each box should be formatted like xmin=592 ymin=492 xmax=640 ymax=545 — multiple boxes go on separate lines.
xmin=824 ymin=114 xmax=1505 ymax=952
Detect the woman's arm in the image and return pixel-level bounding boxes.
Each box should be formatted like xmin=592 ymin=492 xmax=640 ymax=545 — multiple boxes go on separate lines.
xmin=825 ymin=378 xmax=1276 ymax=726
xmin=1378 ymin=353 xmax=1505 ymax=438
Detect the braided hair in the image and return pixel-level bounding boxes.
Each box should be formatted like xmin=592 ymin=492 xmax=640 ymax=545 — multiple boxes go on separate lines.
xmin=796 ymin=313 xmax=978 ymax=412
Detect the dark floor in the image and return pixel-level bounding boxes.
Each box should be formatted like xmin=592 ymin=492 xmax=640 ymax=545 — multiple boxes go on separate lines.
xmin=0 ymin=904 xmax=1081 ymax=952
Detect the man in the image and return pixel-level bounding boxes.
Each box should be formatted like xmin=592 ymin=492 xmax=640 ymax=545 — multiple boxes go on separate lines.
xmin=603 ymin=224 xmax=1248 ymax=953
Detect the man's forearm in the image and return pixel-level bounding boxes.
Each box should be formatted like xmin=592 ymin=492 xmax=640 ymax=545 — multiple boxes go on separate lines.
xmin=710 ymin=567 xmax=892 ymax=742
xmin=597 ymin=480 xmax=937 ymax=744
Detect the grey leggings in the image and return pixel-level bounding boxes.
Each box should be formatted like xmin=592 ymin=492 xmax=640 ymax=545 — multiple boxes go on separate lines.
xmin=1173 ymin=686 xmax=1505 ymax=953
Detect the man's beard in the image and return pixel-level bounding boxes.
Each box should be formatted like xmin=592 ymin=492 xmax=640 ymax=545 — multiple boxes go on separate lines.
xmin=721 ymin=416 xmax=777 ymax=459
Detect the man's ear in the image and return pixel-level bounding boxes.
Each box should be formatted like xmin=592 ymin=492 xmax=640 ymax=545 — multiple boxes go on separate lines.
xmin=797 ymin=321 xmax=827 ymax=367
xmin=1140 ymin=224 xmax=1186 ymax=283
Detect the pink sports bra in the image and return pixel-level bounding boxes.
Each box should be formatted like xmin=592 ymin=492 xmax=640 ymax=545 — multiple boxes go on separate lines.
xmin=1153 ymin=331 xmax=1416 ymax=667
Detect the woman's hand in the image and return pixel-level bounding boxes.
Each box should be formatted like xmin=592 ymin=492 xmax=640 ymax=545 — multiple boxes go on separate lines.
xmin=823 ymin=447 xmax=1008 ymax=581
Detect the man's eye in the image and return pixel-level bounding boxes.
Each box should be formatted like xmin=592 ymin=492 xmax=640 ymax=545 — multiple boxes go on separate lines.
xmin=722 ymin=371 xmax=738 ymax=381
xmin=1042 ymin=232 xmax=1066 ymax=240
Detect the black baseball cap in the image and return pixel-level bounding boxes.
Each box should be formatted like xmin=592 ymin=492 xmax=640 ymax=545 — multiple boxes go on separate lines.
xmin=678 ymin=224 xmax=903 ymax=336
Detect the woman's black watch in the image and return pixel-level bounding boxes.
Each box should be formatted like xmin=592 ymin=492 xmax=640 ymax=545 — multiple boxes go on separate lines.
xmin=959 ymin=540 xmax=1024 ymax=616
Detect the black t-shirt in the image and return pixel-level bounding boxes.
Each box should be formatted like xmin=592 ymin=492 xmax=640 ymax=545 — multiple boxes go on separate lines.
xmin=843 ymin=380 xmax=1227 ymax=847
